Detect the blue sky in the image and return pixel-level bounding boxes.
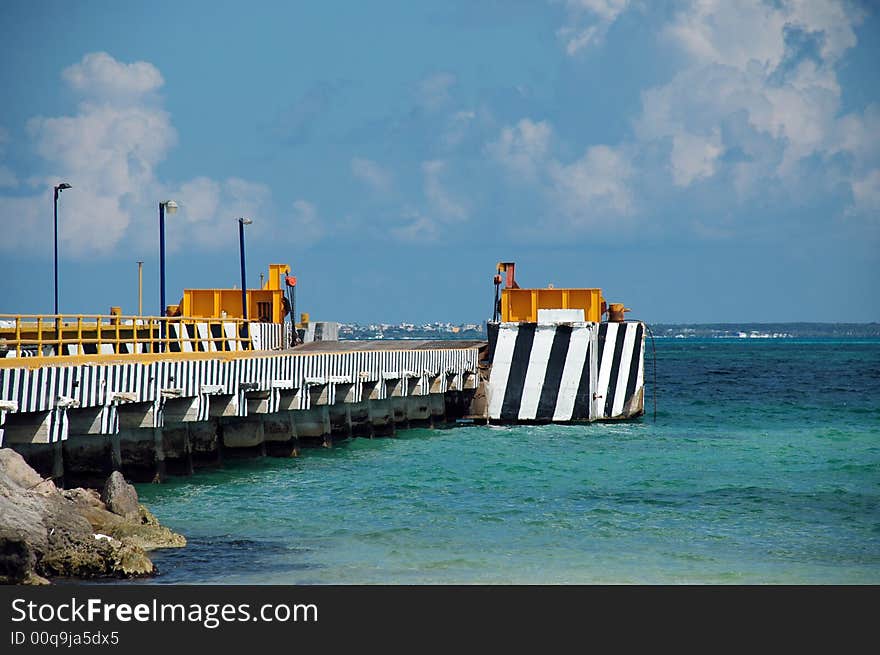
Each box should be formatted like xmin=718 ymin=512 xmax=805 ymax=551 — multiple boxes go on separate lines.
xmin=0 ymin=0 xmax=878 ymax=323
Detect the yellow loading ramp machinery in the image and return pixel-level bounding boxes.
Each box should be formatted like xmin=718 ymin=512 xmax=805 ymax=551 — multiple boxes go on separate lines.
xmin=488 ymin=261 xmax=630 ymax=355
xmin=492 ymin=261 xmax=630 ymax=323
xmin=168 ymin=263 xmax=300 ymax=342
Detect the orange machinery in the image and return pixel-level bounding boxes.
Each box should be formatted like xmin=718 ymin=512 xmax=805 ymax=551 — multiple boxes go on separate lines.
xmin=493 ymin=261 xmax=628 ymax=323
xmin=170 ymin=264 xmax=296 ymax=323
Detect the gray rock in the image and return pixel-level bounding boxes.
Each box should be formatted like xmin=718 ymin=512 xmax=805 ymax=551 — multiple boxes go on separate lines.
xmin=0 ymin=448 xmax=51 ymax=492
xmin=0 ymin=447 xmax=184 ymax=584
xmin=0 ymin=527 xmax=36 ymax=584
xmin=101 ymin=471 xmax=140 ymax=520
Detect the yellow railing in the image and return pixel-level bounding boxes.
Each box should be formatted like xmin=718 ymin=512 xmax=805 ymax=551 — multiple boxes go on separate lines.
xmin=0 ymin=314 xmax=253 ymax=359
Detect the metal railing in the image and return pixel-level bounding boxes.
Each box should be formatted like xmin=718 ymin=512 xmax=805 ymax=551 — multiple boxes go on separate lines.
xmin=0 ymin=314 xmax=253 ymax=359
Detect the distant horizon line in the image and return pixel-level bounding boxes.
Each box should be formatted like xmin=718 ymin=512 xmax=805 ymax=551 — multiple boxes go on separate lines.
xmin=337 ymin=321 xmax=880 ymax=326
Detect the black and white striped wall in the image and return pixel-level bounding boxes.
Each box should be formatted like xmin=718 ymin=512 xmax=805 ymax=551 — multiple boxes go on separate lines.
xmin=487 ymin=321 xmax=644 ymax=422
xmin=0 ymin=345 xmax=479 ymax=445
xmin=595 ymin=321 xmax=645 ymax=420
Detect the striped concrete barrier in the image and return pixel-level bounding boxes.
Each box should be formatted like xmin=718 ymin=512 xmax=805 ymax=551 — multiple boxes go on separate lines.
xmin=487 ymin=321 xmax=644 ymax=422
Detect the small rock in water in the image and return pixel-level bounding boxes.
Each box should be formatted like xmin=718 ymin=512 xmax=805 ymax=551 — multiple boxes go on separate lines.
xmin=101 ymin=471 xmax=140 ymax=520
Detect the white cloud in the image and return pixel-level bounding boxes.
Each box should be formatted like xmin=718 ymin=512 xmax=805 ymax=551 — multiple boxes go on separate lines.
xmin=62 ymin=52 xmax=164 ymax=102
xmin=663 ymin=0 xmax=859 ymax=70
xmin=663 ymin=0 xmax=789 ymax=71
xmin=489 ymin=117 xmax=633 ymax=230
xmin=670 ymin=129 xmax=723 ymax=187
xmin=556 ymin=0 xmax=632 ymax=55
xmin=635 ymin=0 xmax=873 ymax=215
xmin=0 ymin=52 xmax=273 ymax=258
xmin=175 ymin=177 xmax=221 ymax=226
xmin=351 ymin=157 xmax=393 ymax=193
xmin=160 ymin=177 xmax=272 ymax=251
xmin=417 ymin=73 xmax=457 ymax=110
xmin=442 ymin=110 xmax=476 ymax=150
xmin=288 ymin=199 xmax=325 ymax=244
xmin=487 ymin=119 xmax=552 ymax=181
xmin=2 ymin=52 xmax=174 ymax=256
xmin=391 ymin=213 xmax=439 ymax=242
xmin=549 ymin=144 xmax=634 ymax=221
xmin=498 ymin=1 xmax=876 ymax=238
xmin=422 ymin=160 xmax=468 ymax=221
xmin=831 ymin=104 xmax=880 ymax=165
xmin=387 ymin=161 xmax=469 ymax=242
xmin=28 ymin=102 xmax=176 ymax=200
xmin=0 ymin=127 xmax=16 ymax=188
xmin=850 ymin=169 xmax=880 ymax=217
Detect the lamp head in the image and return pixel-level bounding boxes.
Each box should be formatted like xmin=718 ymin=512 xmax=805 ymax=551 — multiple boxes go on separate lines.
xmin=161 ymin=200 xmax=178 ymax=214
xmin=56 ymin=182 xmax=72 ymax=192
xmin=238 ymin=217 xmax=253 ymax=225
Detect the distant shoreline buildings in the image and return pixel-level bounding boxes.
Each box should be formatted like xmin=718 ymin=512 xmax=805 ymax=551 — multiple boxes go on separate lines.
xmin=339 ymin=322 xmax=485 ymax=340
xmin=336 ymin=322 xmax=880 ymax=340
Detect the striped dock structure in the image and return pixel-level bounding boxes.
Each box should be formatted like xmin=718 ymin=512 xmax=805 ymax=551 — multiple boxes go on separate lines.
xmin=486 ymin=321 xmax=645 ymax=423
xmin=0 ymin=339 xmax=483 ymax=484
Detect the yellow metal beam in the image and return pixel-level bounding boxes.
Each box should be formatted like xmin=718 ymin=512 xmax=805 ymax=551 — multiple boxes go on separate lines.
xmin=499 ymin=287 xmax=604 ymax=322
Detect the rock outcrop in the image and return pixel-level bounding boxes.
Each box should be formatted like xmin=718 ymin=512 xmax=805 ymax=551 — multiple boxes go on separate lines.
xmin=101 ymin=471 xmax=141 ymax=520
xmin=0 ymin=448 xmax=185 ymax=585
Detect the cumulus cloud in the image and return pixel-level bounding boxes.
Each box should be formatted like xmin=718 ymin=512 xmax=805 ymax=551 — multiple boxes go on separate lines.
xmin=556 ymin=0 xmax=631 ymax=55
xmin=487 ymin=119 xmax=552 ymax=181
xmin=61 ymin=52 xmax=164 ymax=103
xmin=391 ymin=212 xmax=439 ymax=242
xmin=28 ymin=101 xmax=175 ymax=199
xmin=489 ymin=118 xmax=633 ymax=230
xmin=422 ymin=160 xmax=468 ymax=221
xmin=0 ymin=127 xmax=17 ymax=188
xmin=417 ymin=73 xmax=457 ymax=111
xmin=351 ymin=157 xmax=393 ymax=193
xmin=387 ymin=161 xmax=470 ymax=242
xmin=287 ymin=199 xmax=325 ymax=244
xmin=669 ymin=129 xmax=723 ymax=187
xmin=0 ymin=52 xmax=176 ymax=256
xmin=664 ymin=0 xmax=858 ymax=69
xmin=639 ymin=0 xmax=872 ymax=204
xmin=442 ymin=110 xmax=476 ymax=150
xmin=850 ymin=169 xmax=880 ymax=217
xmin=0 ymin=52 xmax=273 ymax=258
xmin=549 ymin=144 xmax=634 ymax=220
xmin=162 ymin=177 xmax=273 ymax=251
xmin=546 ymin=0 xmax=875 ymax=222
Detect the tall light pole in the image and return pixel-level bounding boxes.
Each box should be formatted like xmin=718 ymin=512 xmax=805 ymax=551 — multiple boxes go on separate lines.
xmin=53 ymin=183 xmax=71 ymax=315
xmin=158 ymin=200 xmax=178 ymax=318
xmin=137 ymin=261 xmax=143 ymax=316
xmin=238 ymin=217 xmax=252 ymax=319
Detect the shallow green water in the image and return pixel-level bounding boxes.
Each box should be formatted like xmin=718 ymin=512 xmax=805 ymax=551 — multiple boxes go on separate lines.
xmin=133 ymin=339 xmax=880 ymax=584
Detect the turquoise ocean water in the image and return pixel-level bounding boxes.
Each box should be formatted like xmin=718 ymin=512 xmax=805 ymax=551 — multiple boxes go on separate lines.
xmin=133 ymin=339 xmax=880 ymax=584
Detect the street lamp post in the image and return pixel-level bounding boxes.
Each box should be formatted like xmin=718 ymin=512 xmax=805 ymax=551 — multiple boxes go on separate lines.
xmin=53 ymin=183 xmax=71 ymax=315
xmin=238 ymin=217 xmax=253 ymax=319
xmin=137 ymin=261 xmax=143 ymax=316
xmin=158 ymin=200 xmax=178 ymax=351
xmin=158 ymin=200 xmax=178 ymax=318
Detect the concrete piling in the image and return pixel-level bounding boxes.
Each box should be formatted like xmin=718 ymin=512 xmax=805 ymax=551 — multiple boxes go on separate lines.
xmin=2 ymin=383 xmax=476 ymax=485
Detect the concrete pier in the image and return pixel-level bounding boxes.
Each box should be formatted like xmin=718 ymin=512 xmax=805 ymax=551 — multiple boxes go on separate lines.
xmin=0 ymin=339 xmax=483 ymax=484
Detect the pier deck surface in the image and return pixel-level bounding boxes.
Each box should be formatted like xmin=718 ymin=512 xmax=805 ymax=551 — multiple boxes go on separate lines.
xmin=289 ymin=340 xmax=486 ymax=353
